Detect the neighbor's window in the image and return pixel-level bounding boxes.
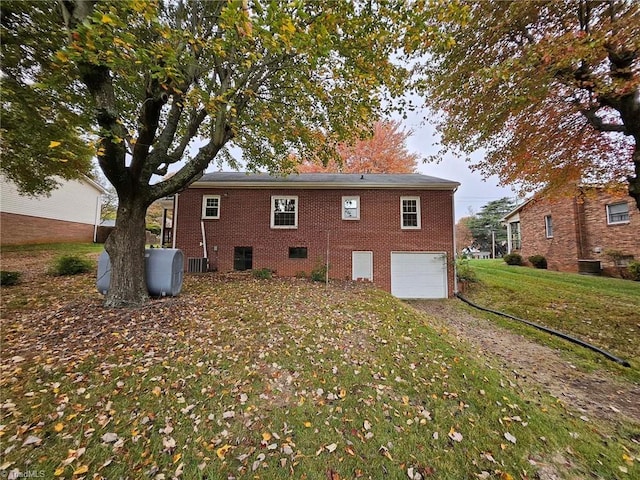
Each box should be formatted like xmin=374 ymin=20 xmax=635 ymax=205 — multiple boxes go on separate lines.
xmin=544 ymin=215 xmax=553 ymax=238
xmin=342 ymin=196 xmax=360 ymax=220
xmin=509 ymin=221 xmax=521 ymax=250
xmin=202 ymin=195 xmax=220 ymax=219
xmin=606 ymin=202 xmax=629 ymax=224
xmin=289 ymin=247 xmax=308 ymax=259
xmin=271 ymin=196 xmax=298 ymax=228
xmin=401 ymin=196 xmax=421 ymax=229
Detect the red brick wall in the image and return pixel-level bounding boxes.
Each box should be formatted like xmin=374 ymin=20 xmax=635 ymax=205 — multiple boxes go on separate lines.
xmin=581 ymin=192 xmax=639 ymax=271
xmin=518 ymin=191 xmax=639 ymax=272
xmin=518 ymin=196 xmax=580 ymax=271
xmin=175 ymin=187 xmax=456 ymax=295
xmin=0 ymin=212 xmax=95 ymax=245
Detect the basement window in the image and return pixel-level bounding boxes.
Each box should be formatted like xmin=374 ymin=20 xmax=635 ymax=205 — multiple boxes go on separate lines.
xmin=289 ymin=247 xmax=308 ymax=259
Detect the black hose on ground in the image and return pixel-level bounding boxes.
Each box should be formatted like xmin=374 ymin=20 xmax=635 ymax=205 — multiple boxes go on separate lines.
xmin=455 ymin=292 xmax=631 ymax=368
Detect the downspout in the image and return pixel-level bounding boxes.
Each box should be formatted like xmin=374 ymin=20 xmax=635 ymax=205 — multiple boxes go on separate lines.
xmin=574 ymin=190 xmax=586 ymax=259
xmin=325 ymin=230 xmax=330 ymax=286
xmin=93 ymin=194 xmax=102 ymax=243
xmin=452 ymin=187 xmax=458 ymax=294
xmin=201 ymin=220 xmax=208 ymax=259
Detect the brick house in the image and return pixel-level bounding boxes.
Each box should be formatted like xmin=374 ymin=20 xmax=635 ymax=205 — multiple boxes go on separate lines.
xmin=0 ymin=174 xmax=107 ymax=245
xmin=503 ymin=187 xmax=639 ymax=274
xmin=172 ymin=172 xmax=460 ymax=298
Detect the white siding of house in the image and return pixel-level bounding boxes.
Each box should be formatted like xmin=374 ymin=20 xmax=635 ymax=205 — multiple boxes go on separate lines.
xmin=0 ymin=175 xmax=104 ymax=225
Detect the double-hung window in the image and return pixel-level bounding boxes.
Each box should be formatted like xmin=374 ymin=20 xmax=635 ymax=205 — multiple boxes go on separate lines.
xmin=544 ymin=215 xmax=553 ymax=238
xmin=606 ymin=202 xmax=629 ymax=224
xmin=509 ymin=221 xmax=521 ymax=250
xmin=401 ymin=196 xmax=421 ymax=229
xmin=202 ymin=195 xmax=220 ymax=219
xmin=271 ymin=196 xmax=298 ymax=228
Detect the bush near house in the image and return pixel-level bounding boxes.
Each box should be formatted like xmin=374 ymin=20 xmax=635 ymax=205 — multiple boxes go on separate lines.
xmin=528 ymin=255 xmax=548 ymax=269
xmin=310 ymin=259 xmax=328 ymax=282
xmin=456 ymin=257 xmax=478 ymax=283
xmin=252 ymin=268 xmax=274 ymax=280
xmin=49 ymin=255 xmax=94 ymax=276
xmin=503 ymin=253 xmax=523 ymax=266
xmin=628 ymin=261 xmax=640 ymax=281
xmin=0 ymin=270 xmax=21 ymax=286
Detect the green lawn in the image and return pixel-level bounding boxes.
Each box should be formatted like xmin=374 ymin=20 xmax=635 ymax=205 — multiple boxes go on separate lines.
xmin=1 ymin=242 xmax=104 ymax=255
xmin=0 ymin=246 xmax=638 ymax=479
xmin=462 ymin=260 xmax=640 ymax=378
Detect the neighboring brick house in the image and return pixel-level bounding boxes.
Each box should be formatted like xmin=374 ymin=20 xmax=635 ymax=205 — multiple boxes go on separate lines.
xmin=0 ymin=174 xmax=107 ymax=245
xmin=172 ymin=172 xmax=460 ymax=298
xmin=503 ymin=187 xmax=639 ymax=274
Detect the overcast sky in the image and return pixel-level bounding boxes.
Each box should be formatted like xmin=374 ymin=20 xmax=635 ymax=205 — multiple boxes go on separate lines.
xmin=399 ymin=111 xmax=518 ymax=221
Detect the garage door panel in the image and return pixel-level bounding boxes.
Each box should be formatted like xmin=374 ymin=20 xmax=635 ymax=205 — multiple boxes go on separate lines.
xmin=391 ymin=252 xmax=447 ymax=299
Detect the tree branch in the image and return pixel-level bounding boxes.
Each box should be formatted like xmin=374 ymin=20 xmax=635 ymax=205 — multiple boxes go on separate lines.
xmin=580 ymin=107 xmax=628 ymax=133
xmin=167 ymin=108 xmax=208 ymax=160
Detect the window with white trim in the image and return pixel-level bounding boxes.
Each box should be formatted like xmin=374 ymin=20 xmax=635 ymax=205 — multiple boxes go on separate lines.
xmin=509 ymin=221 xmax=521 ymax=250
xmin=544 ymin=215 xmax=553 ymax=238
xmin=342 ymin=196 xmax=360 ymax=220
xmin=606 ymin=202 xmax=629 ymax=224
xmin=401 ymin=196 xmax=421 ymax=229
xmin=202 ymin=195 xmax=220 ymax=219
xmin=271 ymin=196 xmax=298 ymax=228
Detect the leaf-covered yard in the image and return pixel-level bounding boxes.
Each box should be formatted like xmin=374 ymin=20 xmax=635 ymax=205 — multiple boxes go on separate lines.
xmin=1 ymin=258 xmax=639 ymax=479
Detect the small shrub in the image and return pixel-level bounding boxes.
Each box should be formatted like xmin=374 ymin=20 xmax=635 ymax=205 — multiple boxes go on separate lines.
xmin=627 ymin=261 xmax=640 ymax=281
xmin=252 ymin=268 xmax=273 ymax=280
xmin=503 ymin=253 xmax=523 ymax=266
xmin=528 ymin=255 xmax=548 ymax=269
xmin=50 ymin=255 xmax=94 ymax=276
xmin=146 ymin=224 xmax=162 ymax=235
xmin=311 ymin=260 xmax=328 ymax=282
xmin=295 ymin=271 xmax=308 ymax=279
xmin=456 ymin=258 xmax=477 ymax=283
xmin=1 ymin=271 xmax=21 ymax=286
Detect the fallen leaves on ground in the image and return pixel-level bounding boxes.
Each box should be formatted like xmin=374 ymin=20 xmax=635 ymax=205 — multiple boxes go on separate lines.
xmin=1 ymin=271 xmax=638 ymax=479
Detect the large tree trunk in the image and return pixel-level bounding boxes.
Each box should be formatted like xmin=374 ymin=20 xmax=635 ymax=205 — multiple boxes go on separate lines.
xmin=629 ymin=141 xmax=640 ymax=211
xmin=103 ymin=196 xmax=149 ymax=308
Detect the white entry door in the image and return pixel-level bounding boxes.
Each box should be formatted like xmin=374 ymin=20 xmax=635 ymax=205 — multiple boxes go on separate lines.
xmin=390 ymin=252 xmax=447 ymax=299
xmin=352 ymin=251 xmax=373 ymax=281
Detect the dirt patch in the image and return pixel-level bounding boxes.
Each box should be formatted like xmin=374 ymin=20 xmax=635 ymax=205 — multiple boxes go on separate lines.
xmin=408 ymin=300 xmax=640 ymax=425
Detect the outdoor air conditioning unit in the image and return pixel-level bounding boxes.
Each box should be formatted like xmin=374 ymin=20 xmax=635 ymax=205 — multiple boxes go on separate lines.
xmin=187 ymin=257 xmax=208 ymax=273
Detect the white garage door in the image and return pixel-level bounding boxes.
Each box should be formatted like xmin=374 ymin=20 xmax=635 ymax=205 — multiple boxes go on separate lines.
xmin=391 ymin=252 xmax=447 ymax=299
